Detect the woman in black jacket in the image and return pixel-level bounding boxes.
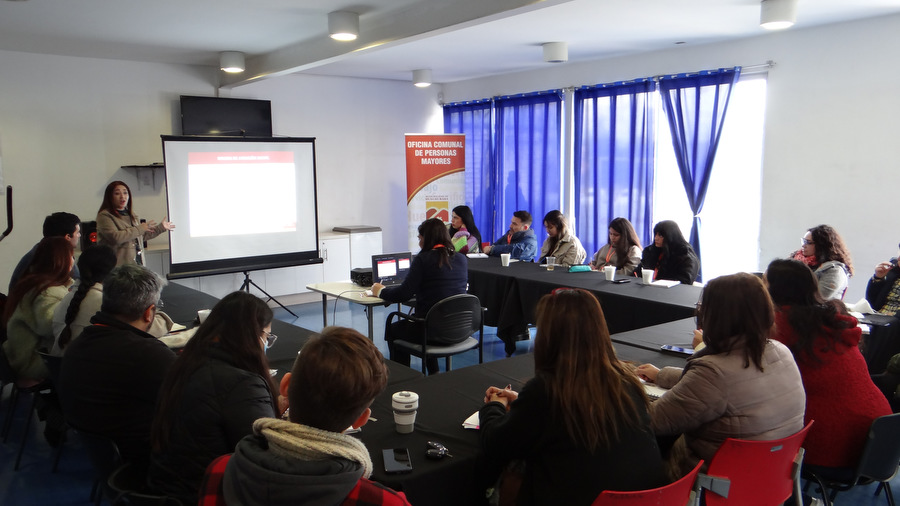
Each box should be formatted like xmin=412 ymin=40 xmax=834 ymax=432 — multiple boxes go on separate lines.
xmin=148 ymin=291 xmax=278 ymax=505
xmin=640 ymin=220 xmax=700 ymax=284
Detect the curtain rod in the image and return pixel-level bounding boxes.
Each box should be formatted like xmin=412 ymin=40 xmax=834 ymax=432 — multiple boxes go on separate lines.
xmin=444 ymin=61 xmax=775 ymax=107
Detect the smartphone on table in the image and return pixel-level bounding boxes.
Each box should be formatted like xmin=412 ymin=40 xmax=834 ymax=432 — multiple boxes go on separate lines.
xmin=382 ymin=448 xmax=413 ymax=474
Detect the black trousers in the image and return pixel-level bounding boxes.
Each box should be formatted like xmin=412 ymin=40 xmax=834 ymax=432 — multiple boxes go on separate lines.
xmin=385 ymin=319 xmax=440 ymax=374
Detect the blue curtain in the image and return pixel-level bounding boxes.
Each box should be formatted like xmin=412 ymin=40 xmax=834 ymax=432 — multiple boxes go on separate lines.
xmin=443 ymin=101 xmax=494 ymax=240
xmin=493 ymin=92 xmax=562 ymax=246
xmin=659 ymin=67 xmax=741 ymax=275
xmin=573 ymin=80 xmax=656 ymax=257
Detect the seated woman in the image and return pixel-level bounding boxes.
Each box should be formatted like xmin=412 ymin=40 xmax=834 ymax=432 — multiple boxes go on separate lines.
xmin=640 ymin=220 xmax=699 ymax=284
xmin=865 ymin=242 xmax=900 ymax=315
xmin=448 ymin=205 xmax=482 ymax=254
xmin=373 ymin=218 xmax=467 ymax=374
xmin=538 ymin=210 xmax=586 ymax=267
xmin=766 ymin=259 xmax=890 ymax=468
xmin=3 ymin=237 xmax=74 ymax=382
xmin=590 ymin=217 xmax=642 ymax=276
xmin=636 ymin=273 xmax=805 ymax=475
xmin=50 ymin=245 xmax=172 ymax=355
xmin=479 ymin=289 xmax=667 ymax=505
xmin=791 ymin=224 xmax=853 ymax=300
xmin=148 ymin=291 xmax=280 ymax=505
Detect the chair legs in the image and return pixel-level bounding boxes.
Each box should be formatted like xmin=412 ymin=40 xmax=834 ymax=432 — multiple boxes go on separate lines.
xmin=2 ymin=385 xmax=20 ymax=442
xmin=14 ymin=390 xmax=40 ymax=470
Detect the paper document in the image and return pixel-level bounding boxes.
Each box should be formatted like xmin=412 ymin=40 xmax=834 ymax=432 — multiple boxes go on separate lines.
xmin=463 ymin=411 xmax=480 ymax=430
xmin=651 ymin=280 xmax=680 ymax=288
xmin=640 ymin=379 xmax=669 ymax=400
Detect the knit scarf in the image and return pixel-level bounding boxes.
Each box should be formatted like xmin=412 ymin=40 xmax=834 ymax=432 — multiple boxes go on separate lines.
xmin=790 ymin=249 xmax=819 ymax=268
xmin=252 ymin=418 xmax=373 ymax=478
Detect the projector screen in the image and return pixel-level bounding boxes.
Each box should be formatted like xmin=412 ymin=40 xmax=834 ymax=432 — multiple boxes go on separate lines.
xmin=161 ymin=136 xmax=320 ymax=279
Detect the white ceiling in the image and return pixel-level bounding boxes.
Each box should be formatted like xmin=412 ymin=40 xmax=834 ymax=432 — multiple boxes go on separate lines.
xmin=1 ymin=0 xmax=899 ymax=88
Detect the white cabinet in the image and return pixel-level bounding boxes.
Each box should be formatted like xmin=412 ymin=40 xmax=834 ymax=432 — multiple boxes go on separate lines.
xmin=320 ymin=233 xmax=352 ymax=282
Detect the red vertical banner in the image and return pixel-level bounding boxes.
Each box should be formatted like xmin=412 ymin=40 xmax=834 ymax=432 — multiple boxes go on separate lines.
xmin=405 ymin=134 xmax=466 ymax=251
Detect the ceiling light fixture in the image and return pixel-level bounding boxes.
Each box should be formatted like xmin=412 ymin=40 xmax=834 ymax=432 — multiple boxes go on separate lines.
xmin=412 ymin=69 xmax=432 ymax=88
xmin=542 ymin=42 xmax=568 ymax=63
xmin=219 ymin=51 xmax=245 ymax=73
xmin=329 ymin=11 xmax=359 ymax=41
xmin=760 ymin=0 xmax=798 ymax=30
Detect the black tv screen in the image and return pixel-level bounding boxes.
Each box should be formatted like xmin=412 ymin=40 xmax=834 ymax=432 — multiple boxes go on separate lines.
xmin=180 ymin=95 xmax=273 ymax=137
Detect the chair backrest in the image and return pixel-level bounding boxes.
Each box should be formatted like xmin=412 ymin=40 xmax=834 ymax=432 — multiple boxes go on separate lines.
xmin=76 ymin=427 xmax=123 ymax=486
xmin=37 ymin=351 xmax=63 ymax=388
xmin=856 ymin=413 xmax=900 ymax=483
xmin=592 ymin=459 xmax=703 ymax=506
xmin=424 ymin=294 xmax=483 ymax=345
xmin=703 ymin=421 xmax=812 ymax=506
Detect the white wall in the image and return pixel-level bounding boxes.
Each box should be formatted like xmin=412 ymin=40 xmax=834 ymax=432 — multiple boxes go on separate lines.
xmin=0 ymin=51 xmax=443 ymax=289
xmin=442 ymin=14 xmax=900 ymax=302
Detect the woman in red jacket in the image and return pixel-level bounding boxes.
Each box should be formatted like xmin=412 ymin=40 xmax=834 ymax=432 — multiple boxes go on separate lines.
xmin=766 ymin=259 xmax=890 ymax=468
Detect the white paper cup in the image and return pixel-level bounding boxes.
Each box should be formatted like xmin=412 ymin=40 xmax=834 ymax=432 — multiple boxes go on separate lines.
xmin=641 ymin=270 xmax=654 ymax=285
xmin=546 ymin=256 xmax=557 ymax=271
xmin=500 ymin=253 xmax=511 ymax=267
xmin=392 ymin=391 xmax=419 ymax=434
xmin=604 ymin=266 xmax=616 ymax=281
xmin=197 ymin=309 xmax=211 ymax=323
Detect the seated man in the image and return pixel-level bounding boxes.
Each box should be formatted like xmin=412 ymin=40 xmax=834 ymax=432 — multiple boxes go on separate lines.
xmin=199 ymin=326 xmax=411 ymax=506
xmin=9 ymin=211 xmax=81 ymax=292
xmin=58 ymin=264 xmax=176 ymax=468
xmin=483 ymin=210 xmax=538 ymax=262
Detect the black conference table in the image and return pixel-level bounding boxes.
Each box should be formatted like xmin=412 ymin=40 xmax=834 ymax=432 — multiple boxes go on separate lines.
xmin=158 ymin=281 xmax=423 ymax=386
xmin=358 ymin=338 xmax=690 ymax=506
xmin=466 ymin=257 xmax=702 ymax=341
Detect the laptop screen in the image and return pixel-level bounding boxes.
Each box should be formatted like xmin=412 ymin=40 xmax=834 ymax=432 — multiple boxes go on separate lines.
xmin=371 ymin=252 xmax=412 ymax=286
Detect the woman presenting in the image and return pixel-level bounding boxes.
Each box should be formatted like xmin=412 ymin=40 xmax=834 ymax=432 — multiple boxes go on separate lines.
xmin=96 ymin=180 xmax=174 ymax=266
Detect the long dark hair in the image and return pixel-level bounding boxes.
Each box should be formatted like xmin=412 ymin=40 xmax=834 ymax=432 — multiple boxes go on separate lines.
xmin=151 ymin=291 xmax=276 ymax=451
xmin=543 ymin=210 xmax=569 ymax=255
xmin=653 ymin=220 xmax=693 ymax=259
xmin=608 ymin=217 xmax=642 ymax=269
xmin=4 ymin=237 xmax=73 ymax=324
xmin=57 ymin=245 xmax=117 ymax=350
xmin=700 ymin=273 xmax=774 ymax=372
xmin=766 ymin=259 xmax=855 ymax=363
xmin=98 ymin=180 xmax=134 ymax=220
xmin=419 ymin=218 xmax=455 ymax=268
xmin=451 ymin=205 xmax=482 ymax=246
xmin=807 ymin=224 xmax=854 ymax=276
xmin=533 ymin=289 xmax=646 ymax=451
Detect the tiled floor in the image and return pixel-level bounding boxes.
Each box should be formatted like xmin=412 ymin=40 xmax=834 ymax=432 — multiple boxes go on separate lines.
xmin=0 ymin=298 xmax=894 ymax=505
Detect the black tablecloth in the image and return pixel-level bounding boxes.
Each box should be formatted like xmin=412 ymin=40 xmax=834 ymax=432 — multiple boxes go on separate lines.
xmin=611 ymin=318 xmax=697 ymax=352
xmin=356 ymin=341 xmax=688 ymax=506
xmin=467 ymin=258 xmax=701 ymax=340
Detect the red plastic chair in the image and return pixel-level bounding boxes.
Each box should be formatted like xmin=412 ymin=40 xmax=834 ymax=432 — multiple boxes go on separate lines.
xmin=699 ymin=421 xmax=814 ymax=506
xmin=592 ymin=459 xmax=703 ymax=506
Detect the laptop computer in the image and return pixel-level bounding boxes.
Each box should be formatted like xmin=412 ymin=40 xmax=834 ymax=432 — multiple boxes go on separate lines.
xmin=371 ymin=252 xmax=412 ymax=287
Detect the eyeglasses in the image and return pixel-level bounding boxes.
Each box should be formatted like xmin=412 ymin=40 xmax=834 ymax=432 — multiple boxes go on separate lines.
xmin=262 ymin=332 xmax=278 ymax=348
xmin=800 ymin=238 xmax=814 ymax=246
xmin=694 ymin=302 xmax=702 ymax=330
xmin=156 ymin=299 xmax=164 ymax=309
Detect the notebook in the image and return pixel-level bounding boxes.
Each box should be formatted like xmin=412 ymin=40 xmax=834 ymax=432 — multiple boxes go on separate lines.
xmin=371 ymin=252 xmax=412 ymax=287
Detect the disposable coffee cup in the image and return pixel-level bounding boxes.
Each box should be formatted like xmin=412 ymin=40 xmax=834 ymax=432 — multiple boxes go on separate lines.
xmin=500 ymin=253 xmax=511 ymax=267
xmin=392 ymin=391 xmax=419 ymax=434
xmin=604 ymin=266 xmax=616 ymax=281
xmin=641 ymin=270 xmax=654 ymax=285
xmin=546 ymin=256 xmax=557 ymax=271
xmin=197 ymin=309 xmax=211 ymax=323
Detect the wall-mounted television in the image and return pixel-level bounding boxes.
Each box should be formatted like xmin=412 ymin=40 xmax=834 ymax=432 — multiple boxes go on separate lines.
xmin=180 ymin=95 xmax=273 ymax=137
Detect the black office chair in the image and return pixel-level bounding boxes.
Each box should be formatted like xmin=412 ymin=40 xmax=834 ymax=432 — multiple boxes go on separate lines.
xmin=0 ymin=346 xmax=53 ymax=472
xmin=107 ymin=462 xmax=184 ymax=506
xmin=387 ymin=294 xmax=484 ymax=375
xmin=803 ymin=413 xmax=900 ymax=506
xmin=76 ymin=427 xmax=124 ymax=506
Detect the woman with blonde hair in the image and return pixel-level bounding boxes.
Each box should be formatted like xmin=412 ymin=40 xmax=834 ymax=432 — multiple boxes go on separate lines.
xmin=480 ymin=288 xmax=666 ymax=505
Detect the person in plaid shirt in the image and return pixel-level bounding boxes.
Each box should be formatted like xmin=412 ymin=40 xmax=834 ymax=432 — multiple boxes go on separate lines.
xmin=198 ymin=326 xmax=411 ymax=506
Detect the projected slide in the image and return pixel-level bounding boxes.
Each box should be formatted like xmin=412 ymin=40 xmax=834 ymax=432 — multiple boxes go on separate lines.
xmin=187 ymin=152 xmax=297 ymax=236
xmin=163 ymin=136 xmax=319 ymax=278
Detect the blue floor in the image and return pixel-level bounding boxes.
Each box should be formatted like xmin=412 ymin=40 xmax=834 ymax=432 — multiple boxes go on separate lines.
xmin=0 ymin=298 xmax=894 ymax=505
